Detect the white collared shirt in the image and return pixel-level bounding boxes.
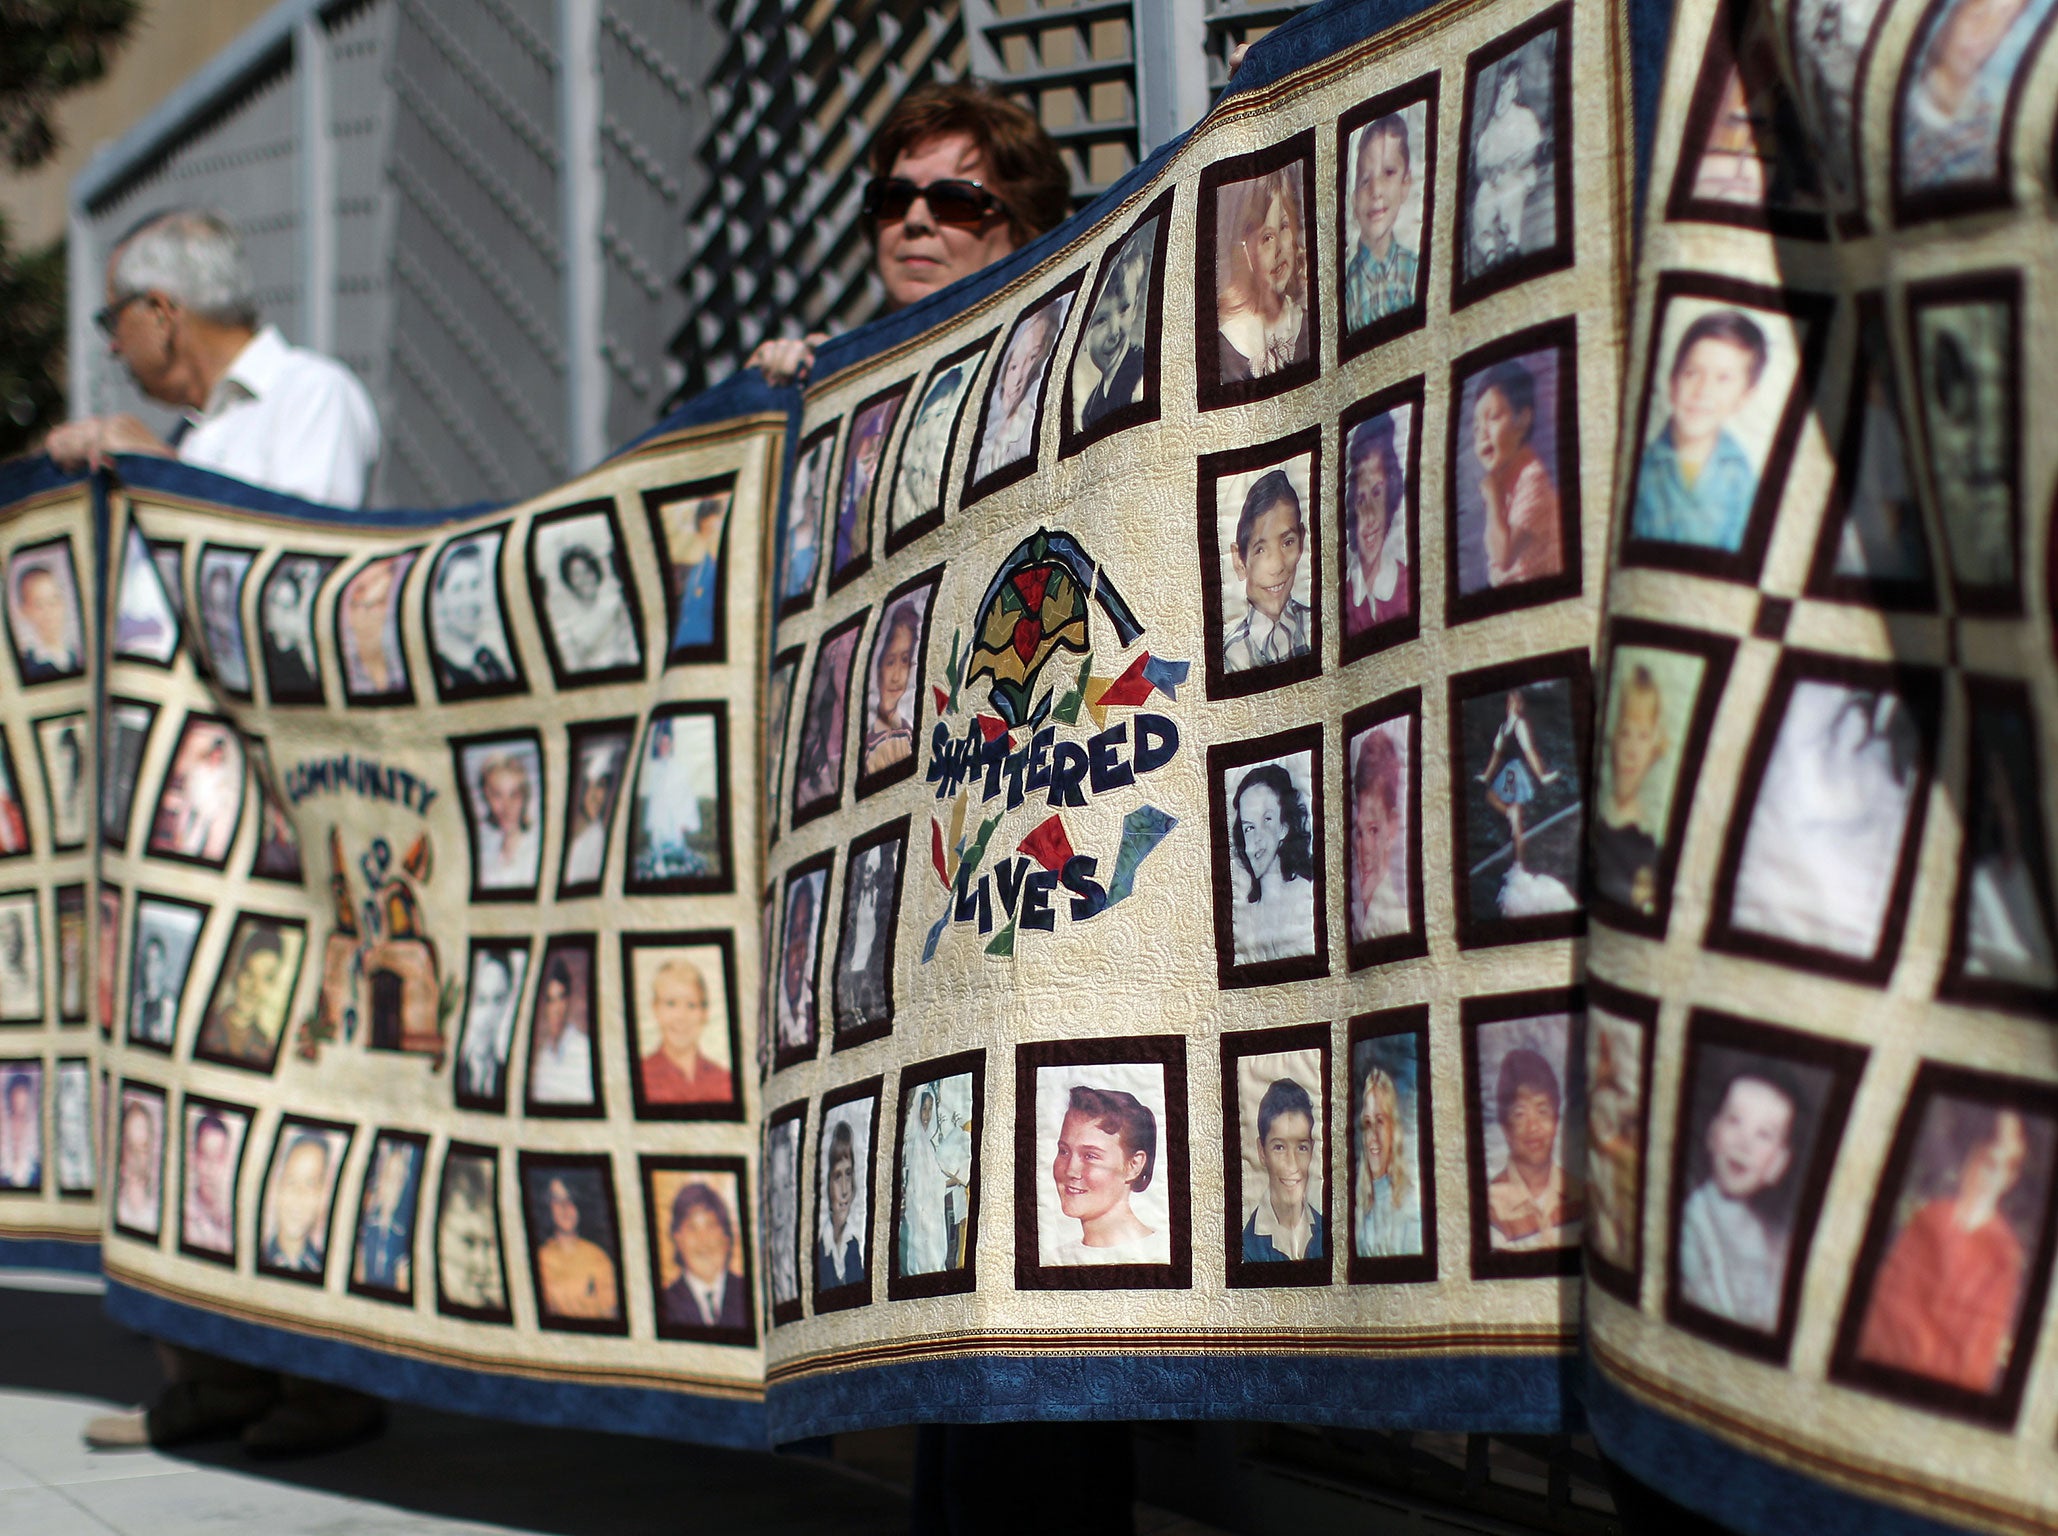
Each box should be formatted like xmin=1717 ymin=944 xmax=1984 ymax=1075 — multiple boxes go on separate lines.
xmin=179 ymin=326 xmax=380 ymax=508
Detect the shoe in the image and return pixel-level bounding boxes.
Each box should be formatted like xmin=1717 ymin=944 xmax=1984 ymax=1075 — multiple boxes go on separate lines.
xmin=240 ymin=1385 xmax=385 ymax=1458
xmin=84 ymin=1378 xmax=277 ymax=1450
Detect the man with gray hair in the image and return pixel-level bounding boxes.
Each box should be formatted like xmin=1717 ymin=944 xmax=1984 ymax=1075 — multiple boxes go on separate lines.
xmin=46 ymin=208 xmax=379 ymax=508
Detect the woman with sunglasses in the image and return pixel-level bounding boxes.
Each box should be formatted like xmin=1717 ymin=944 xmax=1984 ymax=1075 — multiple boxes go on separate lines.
xmin=749 ymin=82 xmax=1070 ymax=385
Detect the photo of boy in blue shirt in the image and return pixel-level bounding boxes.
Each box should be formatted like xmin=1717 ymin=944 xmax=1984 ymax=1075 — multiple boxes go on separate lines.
xmin=1631 ymin=309 xmax=1770 ymax=552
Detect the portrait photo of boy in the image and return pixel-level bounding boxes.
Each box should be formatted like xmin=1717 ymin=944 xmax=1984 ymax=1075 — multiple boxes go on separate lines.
xmin=646 ymin=1163 xmax=753 ymax=1341
xmin=426 ymin=530 xmax=522 ymax=698
xmin=258 ymin=552 xmax=338 ymax=704
xmin=774 ymin=864 xmax=829 ymax=1068
xmin=256 ymin=1120 xmax=351 ymax=1282
xmin=1229 ymin=1040 xmax=1328 ymax=1273
xmin=625 ymin=937 xmax=737 ymax=1115
xmin=178 ymin=1101 xmax=248 ymax=1260
xmin=1467 ymin=1005 xmax=1585 ymax=1272
xmin=1628 ymin=299 xmax=1802 ymax=556
xmin=1341 ymin=93 xmax=1430 ymax=340
xmin=1669 ymin=1031 xmax=1853 ymax=1351
xmin=1067 ymin=209 xmax=1161 ymax=441
xmin=1202 ymin=438 xmax=1320 ymax=698
xmin=351 ymin=1133 xmax=426 ymax=1299
xmin=6 ymin=540 xmax=84 ymax=685
xmin=128 ymin=896 xmax=206 ymax=1050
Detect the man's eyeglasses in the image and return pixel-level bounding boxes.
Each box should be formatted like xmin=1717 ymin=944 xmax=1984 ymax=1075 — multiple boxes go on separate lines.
xmin=92 ymin=291 xmax=149 ymax=336
xmin=861 ymin=176 xmax=1006 ymax=229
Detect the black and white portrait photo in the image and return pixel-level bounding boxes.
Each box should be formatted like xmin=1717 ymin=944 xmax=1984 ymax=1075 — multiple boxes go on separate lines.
xmin=968 ymin=284 xmax=1077 ymax=495
xmin=1065 ymin=198 xmax=1168 ymax=449
xmin=35 ymin=713 xmax=89 ymax=852
xmin=100 ymin=699 xmax=155 ymax=851
xmin=0 ymin=892 xmax=40 ymax=1022
xmin=833 ymin=820 xmax=907 ymax=1045
xmin=1458 ymin=11 xmax=1570 ymax=301
xmin=127 ymin=896 xmax=205 ymax=1050
xmin=428 ymin=529 xmax=523 ymax=699
xmin=790 ymin=617 xmax=863 ymax=825
xmin=197 ymin=546 xmax=256 ymax=695
xmin=763 ymin=1109 xmax=804 ymax=1322
xmin=887 ymin=343 xmax=983 ymax=550
xmin=774 ymin=861 xmax=830 ymax=1069
xmin=258 ymin=553 xmax=338 ymax=704
xmin=436 ymin=1145 xmax=511 ymax=1320
xmin=1209 ymin=729 xmax=1327 ymax=988
xmin=530 ymin=505 xmax=645 ymax=684
xmin=454 ymin=940 xmax=530 ymax=1109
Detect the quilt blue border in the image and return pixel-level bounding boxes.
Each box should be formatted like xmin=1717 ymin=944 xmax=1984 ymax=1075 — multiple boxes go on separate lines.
xmin=766 ymin=1349 xmax=1581 ymax=1444
xmin=0 ymin=1234 xmax=102 ymax=1274
xmin=1583 ymin=1362 xmax=1990 ymax=1536
xmin=103 ymin=1279 xmax=768 ymax=1448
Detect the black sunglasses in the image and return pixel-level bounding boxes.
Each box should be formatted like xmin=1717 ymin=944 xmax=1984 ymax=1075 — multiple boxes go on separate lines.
xmin=93 ymin=291 xmax=150 ymax=336
xmin=861 ymin=176 xmax=1006 ymax=229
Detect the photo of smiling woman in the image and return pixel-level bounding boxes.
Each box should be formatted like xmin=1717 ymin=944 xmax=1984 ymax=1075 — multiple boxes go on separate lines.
xmin=1223 ymin=752 xmax=1320 ymax=967
xmin=1037 ymin=1062 xmax=1173 ymax=1267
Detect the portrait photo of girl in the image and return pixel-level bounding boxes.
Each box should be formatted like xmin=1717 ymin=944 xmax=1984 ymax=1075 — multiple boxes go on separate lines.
xmin=856 ymin=576 xmax=937 ymax=796
xmin=1198 ymin=135 xmax=1319 ymax=407
xmin=1227 ymin=757 xmax=1317 ymax=967
xmin=1340 ymin=399 xmax=1416 ymax=656
xmin=1349 ymin=1020 xmax=1432 ymax=1278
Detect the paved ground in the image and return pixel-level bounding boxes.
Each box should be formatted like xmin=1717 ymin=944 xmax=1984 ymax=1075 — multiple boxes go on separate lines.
xmin=0 ymin=1269 xmax=1226 ymax=1536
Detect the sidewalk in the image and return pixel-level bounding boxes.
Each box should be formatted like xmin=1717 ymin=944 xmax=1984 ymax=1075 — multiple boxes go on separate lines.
xmin=0 ymin=1271 xmax=1227 ymax=1536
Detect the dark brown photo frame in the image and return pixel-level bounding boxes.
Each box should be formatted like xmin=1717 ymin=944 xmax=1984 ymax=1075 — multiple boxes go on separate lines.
xmin=1889 ymin=0 xmax=2058 ymax=225
xmin=1059 ymin=188 xmax=1175 ymax=458
xmin=1207 ymin=723 xmax=1330 ymax=990
xmin=642 ymin=473 xmax=739 ymax=669
xmin=256 ymin=551 xmax=341 ymax=706
xmin=195 ymin=543 xmax=259 ymax=701
xmin=345 ymin=1127 xmax=431 ymax=1305
xmin=1662 ymin=1008 xmax=1867 ymax=1364
xmin=423 ymin=523 xmax=530 ymax=704
xmin=516 ymin=1150 xmax=630 ymax=1337
xmin=332 ymin=547 xmax=423 ymax=708
xmin=641 ymin=1153 xmax=758 ymax=1346
xmin=884 ymin=332 xmax=996 ymax=557
xmin=887 ymin=1049 xmax=985 ymax=1302
xmin=252 ymin=1114 xmax=354 ymax=1287
xmin=450 ymin=728 xmax=547 ymax=905
xmin=1342 ymin=689 xmax=1427 ymax=970
xmin=1222 ymin=1020 xmax=1332 ymax=1290
xmin=520 ymin=934 xmax=605 ymax=1118
xmin=1447 ymin=648 xmax=1592 ymax=951
xmin=1197 ymin=427 xmax=1324 ymax=703
xmin=853 ymin=567 xmax=944 ymax=803
xmin=772 ymin=851 xmax=835 ymax=1073
xmin=1336 ymin=73 xmax=1438 ymax=359
xmin=828 ymin=382 xmax=911 ymax=596
xmin=1804 ymin=293 xmax=1939 ymax=612
xmin=1588 ymin=617 xmax=1736 ymax=940
xmin=776 ymin=422 xmax=839 ymax=623
xmin=525 ymin=499 xmax=648 ymax=689
xmin=1196 ymin=129 xmax=1321 ymax=412
xmin=962 ymin=270 xmax=1087 ymax=507
xmin=1462 ymin=987 xmax=1586 ymax=1281
xmin=1704 ymin=648 xmax=1941 ymax=986
xmin=831 ymin=815 xmax=911 ymax=1052
xmin=1617 ymin=273 xmax=1833 ymax=586
xmin=1451 ymin=4 xmax=1575 ymax=312
xmin=176 ymin=1097 xmax=254 ymax=1266
xmin=1346 ymin=1006 xmax=1439 ymax=1287
xmin=1338 ymin=376 xmax=1425 ymax=665
xmin=764 ymin=1101 xmax=808 ymax=1328
xmin=1827 ymin=1062 xmax=2058 ymax=1426
xmin=811 ymin=1074 xmax=885 ymax=1315
xmin=1582 ymin=977 xmax=1659 ymax=1304
xmin=1014 ymin=1034 xmax=1192 ymax=1293
xmin=622 ymin=700 xmax=734 ymax=897
xmin=1443 ymin=317 xmax=1583 ymax=625
xmin=620 ymin=928 xmax=744 ymax=1123
xmin=433 ymin=1141 xmax=514 ymax=1325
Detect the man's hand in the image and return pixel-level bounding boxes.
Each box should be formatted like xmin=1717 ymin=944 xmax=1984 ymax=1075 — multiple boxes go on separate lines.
xmin=43 ymin=415 xmax=173 ymax=473
xmin=748 ymin=333 xmax=829 ymax=387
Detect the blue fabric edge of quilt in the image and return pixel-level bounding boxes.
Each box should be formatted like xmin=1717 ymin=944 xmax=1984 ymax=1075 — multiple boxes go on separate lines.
xmin=764 ymin=1348 xmax=1584 ymax=1444
xmin=0 ymin=1233 xmax=102 ymax=1273
xmin=101 ymin=1277 xmax=769 ymax=1450
xmin=1583 ymin=1358 xmax=1989 ymax=1536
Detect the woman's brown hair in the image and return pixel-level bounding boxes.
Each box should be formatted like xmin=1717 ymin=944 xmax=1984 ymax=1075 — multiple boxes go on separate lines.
xmin=870 ymin=81 xmax=1071 ymax=246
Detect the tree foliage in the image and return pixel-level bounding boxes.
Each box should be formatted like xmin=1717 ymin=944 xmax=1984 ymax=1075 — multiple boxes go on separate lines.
xmin=0 ymin=0 xmax=140 ymax=459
